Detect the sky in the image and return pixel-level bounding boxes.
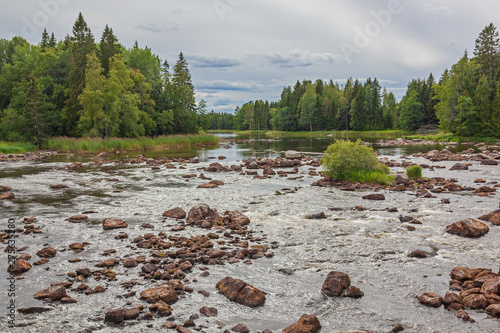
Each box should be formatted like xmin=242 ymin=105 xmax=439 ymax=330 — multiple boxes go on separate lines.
xmin=1 ymin=0 xmax=499 ymax=113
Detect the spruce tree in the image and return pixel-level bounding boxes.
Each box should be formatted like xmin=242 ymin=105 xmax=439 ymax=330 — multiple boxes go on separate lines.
xmin=99 ymin=24 xmax=121 ymax=76
xmin=474 ymin=23 xmax=500 ymax=84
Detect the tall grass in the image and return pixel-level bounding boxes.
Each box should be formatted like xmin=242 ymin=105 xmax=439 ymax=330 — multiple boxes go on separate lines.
xmin=43 ymin=135 xmax=219 ymax=153
xmin=0 ymin=142 xmax=37 ymax=154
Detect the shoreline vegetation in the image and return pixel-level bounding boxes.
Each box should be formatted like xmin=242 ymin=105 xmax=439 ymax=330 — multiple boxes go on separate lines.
xmin=0 ymin=134 xmax=219 ymax=154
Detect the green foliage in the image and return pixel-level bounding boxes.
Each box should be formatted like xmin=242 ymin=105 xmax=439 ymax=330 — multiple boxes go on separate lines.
xmin=0 ymin=141 xmax=36 ymax=153
xmin=406 ymin=165 xmax=423 ymax=179
xmin=321 ymin=139 xmax=390 ymax=184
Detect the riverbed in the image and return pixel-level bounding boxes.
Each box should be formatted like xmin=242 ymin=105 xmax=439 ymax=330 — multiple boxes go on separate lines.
xmin=1 ymin=135 xmax=499 ymax=333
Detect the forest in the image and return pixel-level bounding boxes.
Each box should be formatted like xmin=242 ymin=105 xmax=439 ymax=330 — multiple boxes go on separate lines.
xmin=0 ymin=13 xmax=209 ymax=147
xmin=208 ymin=23 xmax=500 ymax=137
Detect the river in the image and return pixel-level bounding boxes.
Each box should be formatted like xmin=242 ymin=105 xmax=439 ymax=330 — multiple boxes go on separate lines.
xmin=1 ymin=134 xmax=499 ymax=333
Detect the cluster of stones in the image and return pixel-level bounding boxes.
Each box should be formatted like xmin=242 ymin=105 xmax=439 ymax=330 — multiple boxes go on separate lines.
xmin=0 ymin=150 xmax=58 ymax=162
xmin=0 ymin=185 xmax=14 ymax=200
xmin=419 ymin=267 xmax=500 ymax=323
xmin=444 ymin=210 xmax=500 ymax=238
xmin=413 ymin=147 xmax=500 ymax=163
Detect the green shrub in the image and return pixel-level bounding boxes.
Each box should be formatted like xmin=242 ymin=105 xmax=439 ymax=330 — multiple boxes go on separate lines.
xmin=321 ymin=139 xmax=391 ymax=184
xmin=406 ymin=165 xmax=423 ymax=179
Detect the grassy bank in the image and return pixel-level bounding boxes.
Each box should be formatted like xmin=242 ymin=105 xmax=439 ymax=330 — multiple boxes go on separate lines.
xmin=209 ymin=130 xmax=410 ymax=138
xmin=0 ymin=142 xmax=37 ymax=154
xmin=42 ymin=134 xmax=220 ymax=154
xmin=403 ymin=132 xmax=500 ymax=144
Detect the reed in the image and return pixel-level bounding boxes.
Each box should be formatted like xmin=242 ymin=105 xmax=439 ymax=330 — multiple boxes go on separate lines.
xmin=43 ymin=135 xmax=219 ymax=153
xmin=0 ymin=142 xmax=37 ymax=154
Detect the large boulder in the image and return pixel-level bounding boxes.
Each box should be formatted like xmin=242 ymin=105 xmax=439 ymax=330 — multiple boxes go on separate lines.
xmin=187 ymin=204 xmax=222 ymax=228
xmin=478 ymin=209 xmax=500 ymax=225
xmin=322 ymin=271 xmax=351 ymax=296
xmin=103 ymin=218 xmax=128 ymax=230
xmin=8 ymin=259 xmax=32 ymax=274
xmin=163 ymin=207 xmax=187 ymax=219
xmin=283 ymin=314 xmax=321 ymax=333
xmin=216 ymin=276 xmax=266 ymax=307
xmin=34 ymin=286 xmax=68 ymax=300
xmin=445 ymin=218 xmax=489 ymax=238
xmin=140 ymin=285 xmax=178 ymax=304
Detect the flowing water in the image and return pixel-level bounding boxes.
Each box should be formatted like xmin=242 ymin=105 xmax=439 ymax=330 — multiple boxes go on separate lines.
xmin=1 ymin=135 xmax=499 ymax=333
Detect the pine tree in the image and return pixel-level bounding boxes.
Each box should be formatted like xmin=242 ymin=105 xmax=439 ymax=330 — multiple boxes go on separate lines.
xmin=41 ymin=28 xmax=49 ymax=49
xmin=48 ymin=33 xmax=57 ymax=48
xmin=63 ymin=13 xmax=95 ymax=136
xmin=474 ymin=23 xmax=500 ymax=84
xmin=172 ymin=52 xmax=196 ymax=133
xmin=99 ymin=24 xmax=121 ymax=76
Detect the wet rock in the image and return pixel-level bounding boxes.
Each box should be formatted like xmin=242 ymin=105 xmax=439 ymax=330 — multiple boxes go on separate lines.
xmin=361 ymin=194 xmax=385 ymax=200
xmin=18 ymin=307 xmax=53 ymax=314
xmin=34 ymin=286 xmax=68 ymax=300
xmin=343 ymin=286 xmax=364 ymax=298
xmin=443 ymin=292 xmax=463 ymax=305
xmin=163 ymin=207 xmax=187 ymax=219
xmin=0 ymin=185 xmax=12 ymax=192
xmin=282 ymin=314 xmax=321 ymax=333
xmin=140 ymin=285 xmax=178 ymax=304
xmin=50 ymin=184 xmax=69 ymax=189
xmin=61 ymin=297 xmax=78 ymax=304
xmin=209 ymin=180 xmax=225 ymax=186
xmin=478 ymin=209 xmax=500 ymax=225
xmin=105 ymin=308 xmax=126 ymax=324
xmin=408 ymin=250 xmax=428 ymax=258
xmin=481 ymin=159 xmax=498 ymax=165
xmin=75 ymin=268 xmax=92 ymax=277
xmin=37 ymin=246 xmax=56 ymax=258
xmin=124 ymin=307 xmax=141 ymax=320
xmin=231 ymin=323 xmax=250 ymax=333
xmin=390 ymin=324 xmax=405 ymax=333
xmin=67 ymin=215 xmax=88 ymax=223
xmin=187 ymin=204 xmax=222 ymax=227
xmin=123 ymin=258 xmax=138 ymax=268
xmin=445 ymin=218 xmax=489 ymax=238
xmin=0 ymin=192 xmax=15 ymax=200
xmin=96 ymin=258 xmax=119 ymax=267
xmin=8 ymin=259 xmax=32 ymax=274
xmin=102 ymin=218 xmax=128 ymax=230
xmin=450 ymin=163 xmax=468 ymax=170
xmin=197 ymin=183 xmax=218 ymax=188
xmin=322 ymin=271 xmax=351 ymax=296
xmin=223 ymin=211 xmax=250 ymax=229
xmin=462 ymin=294 xmax=488 ymax=309
xmin=418 ymin=292 xmax=443 ymax=308
xmin=216 ymin=276 xmax=266 ymax=307
xmin=305 ymin=212 xmax=326 ymax=219
xmin=486 ymin=304 xmax=500 ymax=316
xmin=455 ymin=309 xmax=475 ymax=323
xmin=199 ymin=306 xmax=218 ymax=317
xmin=285 ymin=150 xmax=302 ymax=160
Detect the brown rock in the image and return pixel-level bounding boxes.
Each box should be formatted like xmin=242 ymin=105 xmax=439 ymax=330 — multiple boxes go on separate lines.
xmin=163 ymin=207 xmax=187 ymax=219
xmin=105 ymin=308 xmax=126 ymax=324
xmin=75 ymin=268 xmax=92 ymax=277
xmin=418 ymin=292 xmax=443 ymax=308
xmin=0 ymin=192 xmax=15 ymax=200
xmin=322 ymin=271 xmax=351 ymax=297
xmin=197 ymin=183 xmax=218 ymax=188
xmin=124 ymin=307 xmax=140 ymax=320
xmin=37 ymin=247 xmax=56 ymax=258
xmin=187 ymin=204 xmax=222 ymax=227
xmin=50 ymin=184 xmax=69 ymax=189
xmin=102 ymin=218 xmax=128 ymax=230
xmin=223 ymin=211 xmax=251 ymax=229
xmin=96 ymin=258 xmax=119 ymax=267
xmin=69 ymin=243 xmax=85 ymax=251
xmin=455 ymin=309 xmax=475 ymax=323
xmin=231 ymin=323 xmax=249 ymax=333
xmin=408 ymin=250 xmax=427 ymax=258
xmin=450 ymin=163 xmax=468 ymax=170
xmin=216 ymin=276 xmax=266 ymax=307
xmin=209 ymin=180 xmax=225 ymax=185
xmin=67 ymin=215 xmax=88 ymax=223
xmin=443 ymin=292 xmax=463 ymax=305
xmin=18 ymin=307 xmax=52 ymax=314
xmin=343 ymin=286 xmax=364 ymax=298
xmin=486 ymin=304 xmax=500 ymax=316
xmin=7 ymin=259 xmax=32 ymax=274
xmin=0 ymin=185 xmax=12 ymax=192
xmin=445 ymin=218 xmax=489 ymax=238
xmin=61 ymin=297 xmax=77 ymax=304
xmin=463 ymin=294 xmax=488 ymax=309
xmin=283 ymin=314 xmax=321 ymax=333
xmin=34 ymin=286 xmax=68 ymax=300
xmin=140 ymin=285 xmax=178 ymax=304
xmin=122 ymin=258 xmax=138 ymax=267
xmin=478 ymin=209 xmax=500 ymax=225
xmin=199 ymin=306 xmax=218 ymax=317
xmin=450 ymin=267 xmax=474 ymax=281
xmin=361 ymin=194 xmax=385 ymax=200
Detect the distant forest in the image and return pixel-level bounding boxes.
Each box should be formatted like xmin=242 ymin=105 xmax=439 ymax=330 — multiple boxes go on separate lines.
xmin=0 ymin=13 xmax=209 ymax=147
xmin=208 ymin=23 xmax=500 ymax=137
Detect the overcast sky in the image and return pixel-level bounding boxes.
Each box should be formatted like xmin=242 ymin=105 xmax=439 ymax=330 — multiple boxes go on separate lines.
xmin=1 ymin=0 xmax=499 ymax=113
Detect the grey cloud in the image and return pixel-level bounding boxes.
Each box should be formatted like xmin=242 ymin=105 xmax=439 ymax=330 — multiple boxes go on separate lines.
xmin=134 ymin=24 xmax=163 ymax=33
xmin=260 ymin=49 xmax=344 ymax=68
xmin=188 ymin=55 xmax=242 ymax=68
xmin=195 ymin=80 xmax=258 ymax=92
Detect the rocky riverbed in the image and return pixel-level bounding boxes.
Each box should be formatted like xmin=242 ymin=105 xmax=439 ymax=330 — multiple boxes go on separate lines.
xmin=1 ymin=145 xmax=500 ymax=332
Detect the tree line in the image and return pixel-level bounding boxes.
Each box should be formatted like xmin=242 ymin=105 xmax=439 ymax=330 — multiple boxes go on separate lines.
xmin=209 ymin=23 xmax=500 ymax=137
xmin=0 ymin=13 xmax=209 ymax=147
